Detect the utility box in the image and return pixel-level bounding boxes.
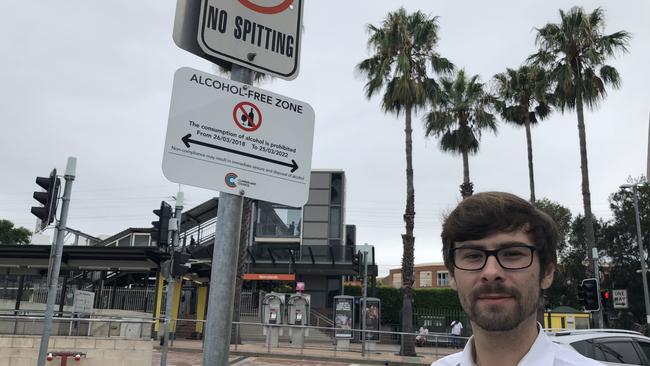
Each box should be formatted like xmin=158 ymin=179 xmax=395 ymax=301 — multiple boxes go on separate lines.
xmin=261 ymin=292 xmax=284 ymax=347
xmin=287 ymin=293 xmax=310 ymax=347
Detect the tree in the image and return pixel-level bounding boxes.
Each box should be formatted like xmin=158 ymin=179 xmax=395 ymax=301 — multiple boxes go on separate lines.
xmin=356 ymin=8 xmax=453 ymax=356
xmin=602 ymin=179 xmax=650 ymax=328
xmin=0 ymin=219 xmax=31 ymax=245
xmin=534 ymin=198 xmax=572 ymax=255
xmin=533 ymin=198 xmax=572 ymax=322
xmin=529 ymin=6 xmax=630 ymax=276
xmin=424 ymin=69 xmax=496 ymax=198
xmin=494 ymin=65 xmax=553 ymax=203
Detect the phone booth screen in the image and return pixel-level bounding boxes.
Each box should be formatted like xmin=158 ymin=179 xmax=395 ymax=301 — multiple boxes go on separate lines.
xmin=296 ymin=310 xmax=303 ymax=323
xmin=269 ymin=309 xmax=277 ymax=324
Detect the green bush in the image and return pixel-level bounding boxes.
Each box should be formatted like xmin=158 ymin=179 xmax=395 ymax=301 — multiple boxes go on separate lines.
xmin=344 ymin=285 xmax=463 ymax=325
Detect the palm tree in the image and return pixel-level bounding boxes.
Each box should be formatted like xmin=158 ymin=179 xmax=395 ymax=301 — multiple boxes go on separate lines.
xmin=356 ymin=8 xmax=453 ymax=356
xmin=529 ymin=6 xmax=630 ymax=275
xmin=493 ymin=65 xmax=553 ymax=203
xmin=424 ymin=69 xmax=496 ymax=198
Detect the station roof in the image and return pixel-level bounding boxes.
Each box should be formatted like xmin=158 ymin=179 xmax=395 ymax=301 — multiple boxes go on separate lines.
xmin=0 ymin=245 xmax=168 ymax=275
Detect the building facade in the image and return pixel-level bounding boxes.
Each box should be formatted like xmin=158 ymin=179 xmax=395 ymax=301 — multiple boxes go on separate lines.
xmin=381 ymin=262 xmax=451 ymax=289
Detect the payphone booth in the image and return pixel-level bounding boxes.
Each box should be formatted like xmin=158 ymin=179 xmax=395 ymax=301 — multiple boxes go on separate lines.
xmin=261 ymin=293 xmax=284 ymax=347
xmin=333 ymin=295 xmax=354 ymax=351
xmin=287 ymin=293 xmax=310 ymax=347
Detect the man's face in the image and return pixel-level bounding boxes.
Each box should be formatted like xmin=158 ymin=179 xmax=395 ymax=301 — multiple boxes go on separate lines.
xmin=450 ymin=229 xmax=554 ymax=332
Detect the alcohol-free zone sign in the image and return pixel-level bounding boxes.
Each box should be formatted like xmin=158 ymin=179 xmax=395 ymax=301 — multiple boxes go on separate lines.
xmin=198 ymin=0 xmax=303 ymax=80
xmin=162 ymin=67 xmax=314 ymax=207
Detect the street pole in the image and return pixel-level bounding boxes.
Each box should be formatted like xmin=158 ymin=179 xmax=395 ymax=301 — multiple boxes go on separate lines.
xmin=361 ymin=251 xmax=368 ymax=356
xmin=37 ymin=157 xmax=76 ymax=366
xmin=161 ymin=191 xmax=183 ymax=366
xmin=632 ymin=185 xmax=650 ymax=325
xmin=202 ymin=65 xmax=251 ymax=366
xmin=592 ymin=248 xmax=604 ymax=328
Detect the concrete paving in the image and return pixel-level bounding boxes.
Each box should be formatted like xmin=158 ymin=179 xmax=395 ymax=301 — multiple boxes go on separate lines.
xmin=155 ymin=339 xmax=458 ymax=366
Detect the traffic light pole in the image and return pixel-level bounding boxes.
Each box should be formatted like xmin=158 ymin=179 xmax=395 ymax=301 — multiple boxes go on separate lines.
xmin=161 ymin=192 xmax=183 ymax=366
xmin=202 ymin=65 xmax=251 ymax=366
xmin=592 ymin=249 xmax=604 ymax=328
xmin=37 ymin=157 xmax=76 ymax=366
xmin=361 ymin=251 xmax=368 ymax=356
xmin=631 ymin=185 xmax=650 ymax=325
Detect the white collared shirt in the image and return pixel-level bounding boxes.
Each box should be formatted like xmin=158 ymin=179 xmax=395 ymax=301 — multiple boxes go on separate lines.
xmin=431 ymin=327 xmax=604 ymax=366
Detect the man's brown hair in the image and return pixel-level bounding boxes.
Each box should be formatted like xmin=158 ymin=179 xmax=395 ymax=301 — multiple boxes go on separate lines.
xmin=441 ymin=192 xmax=558 ymax=276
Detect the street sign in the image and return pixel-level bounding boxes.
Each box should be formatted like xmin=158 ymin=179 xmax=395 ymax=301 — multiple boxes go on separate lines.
xmin=72 ymin=290 xmax=95 ymax=314
xmin=162 ymin=67 xmax=315 ymax=207
xmin=613 ymin=289 xmax=628 ymax=309
xmin=196 ymin=0 xmax=303 ymax=80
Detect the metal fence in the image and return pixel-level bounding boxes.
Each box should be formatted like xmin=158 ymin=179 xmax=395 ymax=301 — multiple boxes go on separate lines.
xmin=0 ymin=314 xmax=154 ymax=339
xmin=414 ymin=308 xmax=470 ymax=336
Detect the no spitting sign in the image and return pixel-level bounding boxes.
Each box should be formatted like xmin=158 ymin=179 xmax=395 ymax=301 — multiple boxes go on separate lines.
xmin=197 ymin=0 xmax=303 ymax=80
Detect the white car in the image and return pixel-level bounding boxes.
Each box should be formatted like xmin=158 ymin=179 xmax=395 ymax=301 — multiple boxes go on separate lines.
xmin=547 ymin=329 xmax=650 ymax=366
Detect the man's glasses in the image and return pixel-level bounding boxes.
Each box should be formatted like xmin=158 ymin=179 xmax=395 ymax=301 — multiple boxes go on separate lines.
xmin=451 ymin=244 xmax=536 ymax=271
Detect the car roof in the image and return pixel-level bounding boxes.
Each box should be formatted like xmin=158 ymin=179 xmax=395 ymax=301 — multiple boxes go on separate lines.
xmin=546 ymin=329 xmax=649 ymax=344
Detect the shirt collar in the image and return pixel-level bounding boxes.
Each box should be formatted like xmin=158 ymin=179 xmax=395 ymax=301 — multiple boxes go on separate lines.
xmin=459 ymin=323 xmax=555 ymax=366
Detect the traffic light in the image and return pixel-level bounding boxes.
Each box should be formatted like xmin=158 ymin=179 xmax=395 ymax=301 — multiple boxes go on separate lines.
xmin=172 ymin=252 xmax=191 ymax=277
xmin=601 ymin=290 xmax=610 ymax=308
xmin=578 ymin=278 xmax=600 ymax=311
xmin=152 ymin=201 xmax=172 ymax=248
xmin=352 ymin=250 xmax=362 ymax=275
xmin=30 ymin=169 xmax=61 ymax=231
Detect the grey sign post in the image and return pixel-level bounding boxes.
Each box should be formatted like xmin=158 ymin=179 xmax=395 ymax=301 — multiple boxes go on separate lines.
xmin=201 ymin=65 xmax=251 ymax=366
xmin=36 ymin=157 xmax=76 ymax=366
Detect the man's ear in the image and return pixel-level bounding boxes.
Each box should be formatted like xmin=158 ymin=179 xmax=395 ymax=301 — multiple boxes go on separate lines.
xmin=541 ymin=263 xmax=555 ymax=290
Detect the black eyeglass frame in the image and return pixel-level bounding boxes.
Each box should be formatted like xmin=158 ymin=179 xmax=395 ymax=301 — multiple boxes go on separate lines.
xmin=450 ymin=244 xmax=537 ymax=271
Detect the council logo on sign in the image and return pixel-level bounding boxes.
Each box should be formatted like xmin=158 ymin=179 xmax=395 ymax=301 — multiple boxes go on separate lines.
xmin=224 ymin=172 xmax=238 ymax=187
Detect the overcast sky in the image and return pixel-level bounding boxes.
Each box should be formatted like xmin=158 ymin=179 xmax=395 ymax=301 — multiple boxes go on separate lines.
xmin=1 ymin=1 xmax=648 ymax=276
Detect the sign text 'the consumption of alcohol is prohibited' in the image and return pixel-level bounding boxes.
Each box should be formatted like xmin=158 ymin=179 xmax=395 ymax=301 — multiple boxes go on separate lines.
xmin=198 ymin=0 xmax=303 ymax=80
xmin=162 ymin=67 xmax=315 ymax=207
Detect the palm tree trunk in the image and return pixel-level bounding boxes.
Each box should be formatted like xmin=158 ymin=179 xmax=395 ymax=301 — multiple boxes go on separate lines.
xmin=231 ymin=198 xmax=252 ymax=344
xmin=524 ymin=116 xmax=536 ymax=203
xmin=460 ymin=149 xmax=473 ymax=198
xmin=400 ymin=105 xmax=416 ymax=357
xmin=575 ymin=95 xmax=597 ymax=273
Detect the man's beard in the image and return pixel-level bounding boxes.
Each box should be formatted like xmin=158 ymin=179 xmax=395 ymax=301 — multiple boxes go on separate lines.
xmin=461 ymin=283 xmax=538 ymax=332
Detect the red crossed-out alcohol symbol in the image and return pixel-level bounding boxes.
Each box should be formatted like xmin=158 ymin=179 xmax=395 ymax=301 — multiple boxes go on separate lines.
xmin=233 ymin=101 xmax=262 ymax=132
xmin=238 ymin=0 xmax=294 ymax=14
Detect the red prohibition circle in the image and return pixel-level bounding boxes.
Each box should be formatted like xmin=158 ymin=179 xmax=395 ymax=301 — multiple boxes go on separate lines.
xmin=238 ymin=0 xmax=294 ymax=14
xmin=233 ymin=101 xmax=262 ymax=132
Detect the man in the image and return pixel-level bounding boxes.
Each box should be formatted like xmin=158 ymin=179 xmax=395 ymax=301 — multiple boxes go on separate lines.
xmin=416 ymin=326 xmax=429 ymax=347
xmin=432 ymin=192 xmax=602 ymax=366
xmin=450 ymin=320 xmax=463 ymax=348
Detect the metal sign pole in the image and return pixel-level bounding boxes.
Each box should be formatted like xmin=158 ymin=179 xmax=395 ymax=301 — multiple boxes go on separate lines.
xmin=202 ymin=65 xmax=252 ymax=366
xmin=37 ymin=157 xmax=76 ymax=366
xmin=361 ymin=252 xmax=368 ymax=356
xmin=161 ymin=191 xmax=183 ymax=366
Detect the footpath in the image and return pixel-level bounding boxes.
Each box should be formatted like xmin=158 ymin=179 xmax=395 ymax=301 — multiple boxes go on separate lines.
xmin=156 ymin=340 xmax=457 ymax=366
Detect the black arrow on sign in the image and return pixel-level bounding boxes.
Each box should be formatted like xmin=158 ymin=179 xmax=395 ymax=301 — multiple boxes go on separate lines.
xmin=182 ymin=134 xmax=299 ymax=173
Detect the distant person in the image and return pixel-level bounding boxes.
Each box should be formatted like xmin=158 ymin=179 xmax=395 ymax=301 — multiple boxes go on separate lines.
xmin=450 ymin=320 xmax=463 ymax=348
xmin=431 ymin=192 xmax=603 ymax=366
xmin=416 ymin=326 xmax=429 ymax=347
